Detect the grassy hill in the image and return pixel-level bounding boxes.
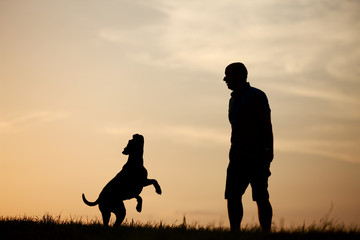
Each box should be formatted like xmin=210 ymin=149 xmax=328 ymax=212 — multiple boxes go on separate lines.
xmin=1 ymin=214 xmax=359 ymax=240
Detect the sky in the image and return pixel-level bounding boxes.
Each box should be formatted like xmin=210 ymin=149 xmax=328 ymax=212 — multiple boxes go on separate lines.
xmin=1 ymin=0 xmax=360 ymax=228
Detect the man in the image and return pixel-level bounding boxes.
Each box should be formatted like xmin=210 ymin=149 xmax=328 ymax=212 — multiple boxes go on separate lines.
xmin=223 ymin=62 xmax=273 ymax=232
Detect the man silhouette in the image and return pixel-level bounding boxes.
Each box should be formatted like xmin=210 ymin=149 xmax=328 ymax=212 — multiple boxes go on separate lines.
xmin=223 ymin=62 xmax=273 ymax=232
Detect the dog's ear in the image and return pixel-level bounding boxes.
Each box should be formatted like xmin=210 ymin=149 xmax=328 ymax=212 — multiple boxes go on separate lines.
xmin=132 ymin=134 xmax=144 ymax=152
xmin=133 ymin=134 xmax=144 ymax=145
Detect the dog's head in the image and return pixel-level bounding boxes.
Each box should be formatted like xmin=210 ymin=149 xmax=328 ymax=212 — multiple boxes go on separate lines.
xmin=122 ymin=134 xmax=144 ymax=156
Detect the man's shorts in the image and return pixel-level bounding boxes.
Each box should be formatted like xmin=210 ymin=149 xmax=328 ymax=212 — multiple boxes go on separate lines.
xmin=224 ymin=149 xmax=271 ymax=201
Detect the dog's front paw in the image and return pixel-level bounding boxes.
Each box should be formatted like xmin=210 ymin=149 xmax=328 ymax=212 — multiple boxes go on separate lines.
xmin=155 ymin=185 xmax=162 ymax=195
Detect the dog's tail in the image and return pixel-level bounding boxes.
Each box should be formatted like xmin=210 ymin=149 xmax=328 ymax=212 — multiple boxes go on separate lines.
xmin=82 ymin=193 xmax=98 ymax=207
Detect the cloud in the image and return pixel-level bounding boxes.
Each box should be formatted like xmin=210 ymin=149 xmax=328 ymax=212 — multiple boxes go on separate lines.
xmin=0 ymin=111 xmax=69 ymax=133
xmin=276 ymin=138 xmax=360 ymax=164
xmin=98 ymin=29 xmax=127 ymax=43
xmin=326 ymin=48 xmax=360 ymax=82
xmin=95 ymin=0 xmax=360 ymax=79
xmin=272 ymin=83 xmax=359 ymax=106
xmin=14 ymin=111 xmax=69 ymax=123
xmin=100 ymin=122 xmax=228 ymax=146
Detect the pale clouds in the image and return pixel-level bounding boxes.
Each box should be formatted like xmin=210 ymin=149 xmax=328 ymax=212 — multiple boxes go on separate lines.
xmin=96 ymin=0 xmax=360 ymax=80
xmin=277 ymin=138 xmax=360 ymax=164
xmin=272 ymin=83 xmax=360 ymax=110
xmin=101 ymin=122 xmax=228 ymax=146
xmin=0 ymin=111 xmax=69 ymax=133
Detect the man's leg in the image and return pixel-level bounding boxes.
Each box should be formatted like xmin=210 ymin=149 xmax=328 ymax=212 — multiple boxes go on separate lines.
xmin=256 ymin=199 xmax=272 ymax=232
xmin=227 ymin=197 xmax=243 ymax=231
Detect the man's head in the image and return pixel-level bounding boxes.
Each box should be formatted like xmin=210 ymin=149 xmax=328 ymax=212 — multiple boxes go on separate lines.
xmin=223 ymin=62 xmax=248 ymax=90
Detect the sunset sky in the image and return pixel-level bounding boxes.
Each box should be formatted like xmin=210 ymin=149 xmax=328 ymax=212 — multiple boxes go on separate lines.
xmin=1 ymin=0 xmax=359 ymax=227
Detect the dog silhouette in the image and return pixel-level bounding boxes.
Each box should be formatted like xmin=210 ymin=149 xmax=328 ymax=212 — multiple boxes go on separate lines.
xmin=82 ymin=134 xmax=162 ymax=226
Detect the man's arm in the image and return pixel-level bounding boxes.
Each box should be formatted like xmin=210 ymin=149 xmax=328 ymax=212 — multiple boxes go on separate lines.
xmin=256 ymin=91 xmax=274 ymax=162
xmin=263 ymin=108 xmax=274 ymax=162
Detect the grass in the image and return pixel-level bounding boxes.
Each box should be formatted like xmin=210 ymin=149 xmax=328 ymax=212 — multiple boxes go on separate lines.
xmin=1 ymin=214 xmax=359 ymax=240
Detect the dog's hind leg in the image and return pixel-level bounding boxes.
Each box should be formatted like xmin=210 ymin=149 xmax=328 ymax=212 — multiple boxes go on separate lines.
xmin=135 ymin=196 xmax=143 ymax=212
xmin=113 ymin=202 xmax=126 ymax=227
xmin=144 ymin=179 xmax=162 ymax=194
xmin=100 ymin=209 xmax=111 ymax=226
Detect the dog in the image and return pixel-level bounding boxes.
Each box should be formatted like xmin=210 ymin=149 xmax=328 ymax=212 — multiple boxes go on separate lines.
xmin=82 ymin=134 xmax=162 ymax=226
